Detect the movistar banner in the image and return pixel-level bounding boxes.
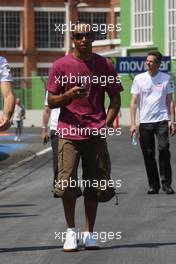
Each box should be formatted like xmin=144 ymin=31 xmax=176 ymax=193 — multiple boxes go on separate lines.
xmin=115 ymin=56 xmax=171 ymax=73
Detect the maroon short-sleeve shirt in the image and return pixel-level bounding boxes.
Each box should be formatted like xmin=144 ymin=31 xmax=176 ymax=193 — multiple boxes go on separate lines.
xmin=47 ymin=53 xmax=123 ymax=140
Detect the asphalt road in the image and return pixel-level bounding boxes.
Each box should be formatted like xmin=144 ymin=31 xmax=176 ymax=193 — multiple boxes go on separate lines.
xmin=0 ymin=127 xmax=176 ymax=264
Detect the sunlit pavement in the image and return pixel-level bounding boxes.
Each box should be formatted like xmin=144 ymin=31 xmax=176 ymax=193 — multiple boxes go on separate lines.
xmin=0 ymin=127 xmax=176 ymax=264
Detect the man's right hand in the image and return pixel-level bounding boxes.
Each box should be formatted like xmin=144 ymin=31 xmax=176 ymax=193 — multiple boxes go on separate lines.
xmin=48 ymin=86 xmax=88 ymax=108
xmin=65 ymin=86 xmax=87 ymax=100
xmin=130 ymin=124 xmax=138 ymax=137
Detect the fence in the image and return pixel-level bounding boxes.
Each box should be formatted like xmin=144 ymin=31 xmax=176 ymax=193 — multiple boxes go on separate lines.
xmin=0 ymin=73 xmax=176 ymax=110
xmin=0 ymin=76 xmax=47 ymax=110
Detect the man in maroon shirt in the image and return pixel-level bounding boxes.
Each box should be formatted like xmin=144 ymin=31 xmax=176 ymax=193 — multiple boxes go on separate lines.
xmin=47 ymin=22 xmax=122 ymax=252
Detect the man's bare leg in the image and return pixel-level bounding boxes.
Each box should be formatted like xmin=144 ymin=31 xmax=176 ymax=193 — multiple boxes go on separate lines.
xmin=84 ymin=196 xmax=98 ymax=232
xmin=83 ymin=196 xmax=99 ymax=249
xmin=62 ymin=197 xmax=76 ymax=227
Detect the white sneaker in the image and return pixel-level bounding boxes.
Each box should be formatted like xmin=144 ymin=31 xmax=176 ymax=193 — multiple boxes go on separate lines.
xmin=63 ymin=228 xmax=78 ymax=252
xmin=17 ymin=137 xmax=21 ymax=142
xmin=14 ymin=136 xmax=18 ymax=141
xmin=83 ymin=231 xmax=99 ymax=250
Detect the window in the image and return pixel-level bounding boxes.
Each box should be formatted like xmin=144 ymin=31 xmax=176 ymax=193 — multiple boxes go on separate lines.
xmin=166 ymin=0 xmax=176 ymax=57
xmin=0 ymin=11 xmax=20 ymax=48
xmin=37 ymin=68 xmax=50 ymax=77
xmin=131 ymin=0 xmax=153 ymax=45
xmin=35 ymin=12 xmax=65 ymax=49
xmin=78 ymin=12 xmax=107 ymax=40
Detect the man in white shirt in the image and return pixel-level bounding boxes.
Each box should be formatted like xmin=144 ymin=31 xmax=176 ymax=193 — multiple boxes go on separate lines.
xmin=130 ymin=51 xmax=176 ymax=194
xmin=0 ymin=56 xmax=15 ymax=131
xmin=41 ymin=91 xmax=60 ymax=190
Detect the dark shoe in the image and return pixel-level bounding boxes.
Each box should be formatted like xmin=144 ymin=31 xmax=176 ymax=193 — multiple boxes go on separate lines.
xmin=147 ymin=187 xmax=159 ymax=194
xmin=162 ymin=184 xmax=175 ymax=194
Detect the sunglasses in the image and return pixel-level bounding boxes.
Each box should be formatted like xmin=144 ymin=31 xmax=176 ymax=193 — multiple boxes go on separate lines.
xmin=72 ymin=32 xmax=94 ymax=40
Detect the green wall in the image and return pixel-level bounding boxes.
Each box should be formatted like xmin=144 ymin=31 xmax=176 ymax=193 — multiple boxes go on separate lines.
xmin=105 ymin=75 xmax=132 ymax=108
xmin=120 ymin=0 xmax=131 ymax=47
xmin=120 ymin=75 xmax=133 ymax=107
xmin=153 ymin=0 xmax=164 ymax=53
xmin=31 ymin=77 xmax=46 ymax=109
xmin=120 ymin=0 xmax=165 ymax=52
xmin=171 ymin=60 xmax=176 ymax=73
xmin=171 ymin=59 xmax=176 ymax=99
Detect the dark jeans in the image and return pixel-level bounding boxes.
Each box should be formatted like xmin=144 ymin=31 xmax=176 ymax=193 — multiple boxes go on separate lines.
xmin=139 ymin=120 xmax=172 ymax=189
xmin=50 ymin=130 xmax=58 ymax=187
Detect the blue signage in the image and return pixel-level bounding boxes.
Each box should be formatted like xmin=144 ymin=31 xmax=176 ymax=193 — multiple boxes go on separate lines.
xmin=115 ymin=56 xmax=171 ymax=73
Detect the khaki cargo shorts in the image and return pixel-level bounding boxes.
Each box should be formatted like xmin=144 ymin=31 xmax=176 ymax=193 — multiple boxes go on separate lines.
xmin=53 ymin=136 xmax=114 ymax=201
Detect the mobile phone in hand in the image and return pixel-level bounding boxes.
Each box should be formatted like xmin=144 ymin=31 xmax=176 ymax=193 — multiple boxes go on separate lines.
xmin=77 ymin=82 xmax=86 ymax=91
xmin=78 ymin=86 xmax=87 ymax=93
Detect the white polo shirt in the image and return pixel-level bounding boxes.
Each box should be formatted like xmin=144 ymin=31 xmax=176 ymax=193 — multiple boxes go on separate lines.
xmin=45 ymin=91 xmax=60 ymax=131
xmin=0 ymin=56 xmax=13 ymax=82
xmin=131 ymin=71 xmax=174 ymax=123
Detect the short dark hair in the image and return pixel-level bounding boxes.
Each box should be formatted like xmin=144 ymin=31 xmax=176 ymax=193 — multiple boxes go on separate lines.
xmin=147 ymin=50 xmax=162 ymax=63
